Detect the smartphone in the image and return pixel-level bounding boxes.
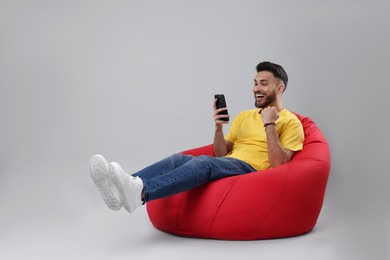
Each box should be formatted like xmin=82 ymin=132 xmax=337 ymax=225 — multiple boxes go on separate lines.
xmin=214 ymin=94 xmax=229 ymax=121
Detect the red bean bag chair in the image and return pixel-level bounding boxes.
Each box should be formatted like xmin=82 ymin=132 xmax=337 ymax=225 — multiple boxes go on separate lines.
xmin=146 ymin=113 xmax=330 ymax=240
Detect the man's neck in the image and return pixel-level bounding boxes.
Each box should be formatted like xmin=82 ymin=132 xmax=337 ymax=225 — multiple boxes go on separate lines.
xmin=269 ymin=101 xmax=284 ymax=112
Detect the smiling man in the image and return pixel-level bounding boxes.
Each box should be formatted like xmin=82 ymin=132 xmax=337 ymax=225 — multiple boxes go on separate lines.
xmin=215 ymin=62 xmax=304 ymax=171
xmin=90 ymin=61 xmax=304 ymax=214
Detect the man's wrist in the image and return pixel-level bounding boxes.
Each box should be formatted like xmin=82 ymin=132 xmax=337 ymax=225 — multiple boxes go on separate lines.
xmin=215 ymin=125 xmax=224 ymax=131
xmin=264 ymin=122 xmax=276 ymax=128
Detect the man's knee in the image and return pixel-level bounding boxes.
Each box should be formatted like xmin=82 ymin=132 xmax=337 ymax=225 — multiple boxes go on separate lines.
xmin=168 ymin=153 xmax=194 ymax=166
xmin=192 ymin=155 xmax=215 ymax=165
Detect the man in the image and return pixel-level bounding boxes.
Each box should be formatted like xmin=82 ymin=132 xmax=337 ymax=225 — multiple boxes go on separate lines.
xmin=90 ymin=61 xmax=304 ymax=214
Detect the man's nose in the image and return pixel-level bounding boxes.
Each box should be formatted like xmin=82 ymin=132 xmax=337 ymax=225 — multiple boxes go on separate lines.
xmin=253 ymin=85 xmax=262 ymax=92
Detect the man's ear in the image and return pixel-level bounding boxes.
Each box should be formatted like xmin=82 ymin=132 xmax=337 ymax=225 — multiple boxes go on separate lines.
xmin=277 ymin=84 xmax=285 ymax=94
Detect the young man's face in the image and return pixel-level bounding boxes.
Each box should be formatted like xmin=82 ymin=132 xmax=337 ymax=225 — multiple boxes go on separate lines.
xmin=253 ymin=71 xmax=280 ymax=109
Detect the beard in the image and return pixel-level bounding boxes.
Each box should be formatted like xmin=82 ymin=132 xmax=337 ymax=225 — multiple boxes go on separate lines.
xmin=254 ymin=90 xmax=277 ymax=109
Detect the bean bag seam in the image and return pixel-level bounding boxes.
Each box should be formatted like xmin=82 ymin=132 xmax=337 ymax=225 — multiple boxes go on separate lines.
xmin=174 ymin=192 xmax=185 ymax=232
xmin=208 ymin=177 xmax=240 ymax=236
xmin=247 ymin=167 xmax=289 ymax=238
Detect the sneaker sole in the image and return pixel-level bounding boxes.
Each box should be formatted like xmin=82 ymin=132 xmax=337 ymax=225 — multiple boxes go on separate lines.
xmin=109 ymin=162 xmax=141 ymax=213
xmin=90 ymin=155 xmax=122 ymax=211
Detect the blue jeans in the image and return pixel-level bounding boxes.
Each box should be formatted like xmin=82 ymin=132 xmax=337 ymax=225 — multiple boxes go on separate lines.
xmin=132 ymin=154 xmax=256 ymax=202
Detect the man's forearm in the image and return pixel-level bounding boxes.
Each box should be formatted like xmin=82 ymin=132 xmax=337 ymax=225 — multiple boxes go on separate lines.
xmin=265 ymin=125 xmax=292 ymax=167
xmin=214 ymin=127 xmax=228 ymax=157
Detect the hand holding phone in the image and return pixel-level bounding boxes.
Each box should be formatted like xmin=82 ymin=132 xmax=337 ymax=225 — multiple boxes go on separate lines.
xmin=214 ymin=94 xmax=229 ymax=122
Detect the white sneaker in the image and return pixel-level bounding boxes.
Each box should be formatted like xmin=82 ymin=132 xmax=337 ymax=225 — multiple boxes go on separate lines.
xmin=89 ymin=154 xmax=122 ymax=211
xmin=109 ymin=162 xmax=144 ymax=214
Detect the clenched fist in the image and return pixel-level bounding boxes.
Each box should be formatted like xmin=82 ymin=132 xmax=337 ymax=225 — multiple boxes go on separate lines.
xmin=260 ymin=106 xmax=279 ymax=124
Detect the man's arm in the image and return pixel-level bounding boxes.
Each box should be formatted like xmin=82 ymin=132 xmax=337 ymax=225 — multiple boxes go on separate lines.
xmin=261 ymin=106 xmax=295 ymax=167
xmin=213 ymin=100 xmax=233 ymax=157
xmin=214 ymin=126 xmax=233 ymax=157
xmin=264 ymin=124 xmax=295 ymax=167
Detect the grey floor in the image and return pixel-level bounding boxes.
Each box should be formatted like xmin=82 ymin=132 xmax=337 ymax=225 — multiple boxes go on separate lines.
xmin=0 ymin=165 xmax=387 ymax=260
xmin=0 ymin=177 xmax=336 ymax=260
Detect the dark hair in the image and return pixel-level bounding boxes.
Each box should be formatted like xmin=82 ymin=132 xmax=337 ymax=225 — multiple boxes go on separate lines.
xmin=256 ymin=61 xmax=288 ymax=91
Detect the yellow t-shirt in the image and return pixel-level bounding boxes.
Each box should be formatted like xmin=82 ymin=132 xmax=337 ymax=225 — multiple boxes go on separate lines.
xmin=225 ymin=108 xmax=304 ymax=170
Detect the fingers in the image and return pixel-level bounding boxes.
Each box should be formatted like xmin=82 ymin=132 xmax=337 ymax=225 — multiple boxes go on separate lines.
xmin=214 ymin=112 xmax=230 ymax=124
xmin=261 ymin=106 xmax=279 ymax=123
xmin=262 ymin=106 xmax=277 ymax=113
xmin=215 ymin=115 xmax=230 ymax=124
xmin=214 ymin=108 xmax=229 ymax=124
xmin=213 ymin=99 xmax=229 ymax=124
xmin=262 ymin=106 xmax=278 ymax=115
xmin=214 ymin=107 xmax=228 ymax=114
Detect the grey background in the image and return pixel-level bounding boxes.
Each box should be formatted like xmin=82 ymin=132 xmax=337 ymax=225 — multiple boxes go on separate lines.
xmin=1 ymin=0 xmax=389 ymax=259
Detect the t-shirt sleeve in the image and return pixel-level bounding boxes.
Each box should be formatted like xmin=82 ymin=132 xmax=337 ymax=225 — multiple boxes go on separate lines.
xmin=225 ymin=114 xmax=239 ymax=143
xmin=279 ymin=119 xmax=304 ymax=151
